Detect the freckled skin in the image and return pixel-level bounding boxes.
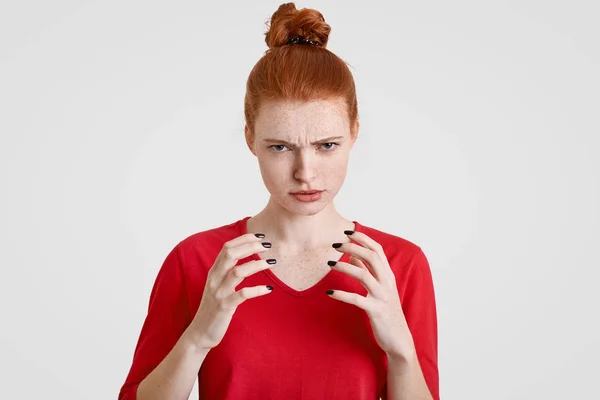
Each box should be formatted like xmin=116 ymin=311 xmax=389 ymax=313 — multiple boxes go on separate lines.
xmin=245 ymin=99 xmax=359 ymax=217
xmin=243 ymin=99 xmax=360 ymax=291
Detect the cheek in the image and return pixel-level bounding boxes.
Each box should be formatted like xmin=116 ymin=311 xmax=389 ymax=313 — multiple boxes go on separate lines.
xmin=324 ymin=153 xmax=350 ymax=178
xmin=257 ymin=156 xmax=287 ymax=185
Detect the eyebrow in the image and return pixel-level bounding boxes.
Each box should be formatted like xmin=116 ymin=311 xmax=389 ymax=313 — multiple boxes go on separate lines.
xmin=262 ymin=136 xmax=345 ymax=145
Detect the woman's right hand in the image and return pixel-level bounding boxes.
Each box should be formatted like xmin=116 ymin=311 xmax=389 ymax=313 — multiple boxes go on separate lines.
xmin=186 ymin=232 xmax=276 ymax=351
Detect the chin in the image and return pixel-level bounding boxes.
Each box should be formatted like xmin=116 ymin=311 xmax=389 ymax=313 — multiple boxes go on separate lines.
xmin=291 ymin=204 xmax=327 ymax=216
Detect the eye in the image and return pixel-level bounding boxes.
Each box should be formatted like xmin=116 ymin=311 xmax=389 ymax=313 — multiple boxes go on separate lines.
xmin=269 ymin=144 xmax=289 ymax=152
xmin=320 ymin=142 xmax=339 ymax=150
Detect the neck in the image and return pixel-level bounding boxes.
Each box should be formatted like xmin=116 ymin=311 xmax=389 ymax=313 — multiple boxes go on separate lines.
xmin=247 ymin=197 xmax=354 ymax=253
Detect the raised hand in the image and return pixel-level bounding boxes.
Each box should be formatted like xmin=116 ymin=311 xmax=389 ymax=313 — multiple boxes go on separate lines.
xmin=187 ymin=233 xmax=276 ymax=351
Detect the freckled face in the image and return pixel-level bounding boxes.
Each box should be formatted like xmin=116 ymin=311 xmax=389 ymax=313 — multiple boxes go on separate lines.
xmin=248 ymin=99 xmax=357 ymax=216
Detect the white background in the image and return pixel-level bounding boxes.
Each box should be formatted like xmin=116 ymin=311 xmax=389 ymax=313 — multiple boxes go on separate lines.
xmin=1 ymin=0 xmax=598 ymax=399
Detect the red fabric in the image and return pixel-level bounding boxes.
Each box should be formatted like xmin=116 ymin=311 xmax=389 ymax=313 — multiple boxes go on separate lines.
xmin=118 ymin=216 xmax=439 ymax=400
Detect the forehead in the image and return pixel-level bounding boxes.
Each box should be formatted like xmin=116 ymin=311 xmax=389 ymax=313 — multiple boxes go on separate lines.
xmin=255 ymin=99 xmax=350 ymax=139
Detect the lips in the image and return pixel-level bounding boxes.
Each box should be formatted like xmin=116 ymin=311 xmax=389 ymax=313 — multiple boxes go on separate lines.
xmin=291 ymin=190 xmax=322 ymax=194
xmin=290 ymin=190 xmax=323 ymax=202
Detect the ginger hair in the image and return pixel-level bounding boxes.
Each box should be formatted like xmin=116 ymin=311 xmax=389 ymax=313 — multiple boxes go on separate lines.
xmin=244 ymin=2 xmax=359 ymax=140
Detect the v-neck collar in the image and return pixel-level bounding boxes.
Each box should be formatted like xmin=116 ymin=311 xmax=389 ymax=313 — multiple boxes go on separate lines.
xmin=238 ymin=215 xmax=361 ymax=297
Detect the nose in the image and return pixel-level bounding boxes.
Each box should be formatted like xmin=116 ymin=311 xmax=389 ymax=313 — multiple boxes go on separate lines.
xmin=293 ymin=149 xmax=316 ymax=183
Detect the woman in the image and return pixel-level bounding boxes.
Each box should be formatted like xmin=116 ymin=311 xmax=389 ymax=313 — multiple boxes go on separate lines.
xmin=118 ymin=3 xmax=439 ymax=400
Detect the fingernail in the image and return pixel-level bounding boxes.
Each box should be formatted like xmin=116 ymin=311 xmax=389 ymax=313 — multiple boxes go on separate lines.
xmin=255 ymin=233 xmax=265 ymax=238
xmin=326 ymin=289 xmax=334 ymax=295
xmin=332 ymin=243 xmax=342 ymax=248
xmin=262 ymin=242 xmax=272 ymax=248
xmin=266 ymin=285 xmax=274 ymax=290
xmin=344 ymin=230 xmax=354 ymax=235
xmin=327 ymin=260 xmax=337 ymax=266
xmin=266 ymin=258 xmax=277 ymax=264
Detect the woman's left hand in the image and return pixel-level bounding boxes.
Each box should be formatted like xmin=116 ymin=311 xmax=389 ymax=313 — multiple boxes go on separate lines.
xmin=328 ymin=230 xmax=415 ymax=359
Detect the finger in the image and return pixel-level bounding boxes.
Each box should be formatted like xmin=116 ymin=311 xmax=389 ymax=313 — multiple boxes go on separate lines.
xmin=344 ymin=230 xmax=384 ymax=254
xmin=228 ymin=231 xmax=268 ymax=248
xmin=344 ymin=231 xmax=390 ymax=276
xmin=212 ymin=237 xmax=272 ymax=285
xmin=325 ymin=289 xmax=376 ymax=313
xmin=332 ymin=242 xmax=382 ymax=280
xmin=224 ymin=285 xmax=274 ymax=308
xmin=349 ymin=255 xmax=368 ymax=270
xmin=219 ymin=258 xmax=277 ymax=294
xmin=328 ymin=260 xmax=383 ymax=297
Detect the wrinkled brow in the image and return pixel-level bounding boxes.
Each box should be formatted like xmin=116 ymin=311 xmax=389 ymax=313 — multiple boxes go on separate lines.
xmin=262 ymin=136 xmax=344 ymax=145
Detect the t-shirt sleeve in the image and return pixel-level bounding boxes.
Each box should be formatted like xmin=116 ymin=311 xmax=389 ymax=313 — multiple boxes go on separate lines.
xmin=118 ymin=244 xmax=192 ymax=400
xmin=382 ymin=247 xmax=440 ymax=400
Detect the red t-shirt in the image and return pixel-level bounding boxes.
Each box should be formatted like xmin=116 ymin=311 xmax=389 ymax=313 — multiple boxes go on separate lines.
xmin=118 ymin=216 xmax=439 ymax=400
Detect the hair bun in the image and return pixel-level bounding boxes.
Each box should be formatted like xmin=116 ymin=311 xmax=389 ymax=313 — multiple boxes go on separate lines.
xmin=264 ymin=2 xmax=331 ymax=49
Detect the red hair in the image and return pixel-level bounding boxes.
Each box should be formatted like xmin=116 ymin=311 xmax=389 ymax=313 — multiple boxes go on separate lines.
xmin=244 ymin=2 xmax=358 ymax=139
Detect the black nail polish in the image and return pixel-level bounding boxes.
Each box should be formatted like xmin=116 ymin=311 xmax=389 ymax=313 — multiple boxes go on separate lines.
xmin=262 ymin=242 xmax=272 ymax=248
xmin=332 ymin=243 xmax=342 ymax=248
xmin=344 ymin=230 xmax=354 ymax=235
xmin=266 ymin=285 xmax=274 ymax=290
xmin=266 ymin=258 xmax=277 ymax=264
xmin=326 ymin=289 xmax=334 ymax=295
xmin=255 ymin=233 xmax=265 ymax=238
xmin=327 ymin=260 xmax=337 ymax=266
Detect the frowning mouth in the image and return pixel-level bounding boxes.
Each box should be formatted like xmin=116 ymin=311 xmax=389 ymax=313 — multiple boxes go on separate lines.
xmin=290 ymin=190 xmax=324 ymax=202
xmin=290 ymin=190 xmax=323 ymax=195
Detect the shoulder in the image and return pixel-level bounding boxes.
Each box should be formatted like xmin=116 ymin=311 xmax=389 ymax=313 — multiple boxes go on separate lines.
xmin=172 ymin=217 xmax=246 ymax=264
xmin=155 ymin=217 xmax=247 ymax=301
xmin=356 ymin=221 xmax=423 ymax=260
xmin=355 ymin=221 xmax=429 ymax=280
